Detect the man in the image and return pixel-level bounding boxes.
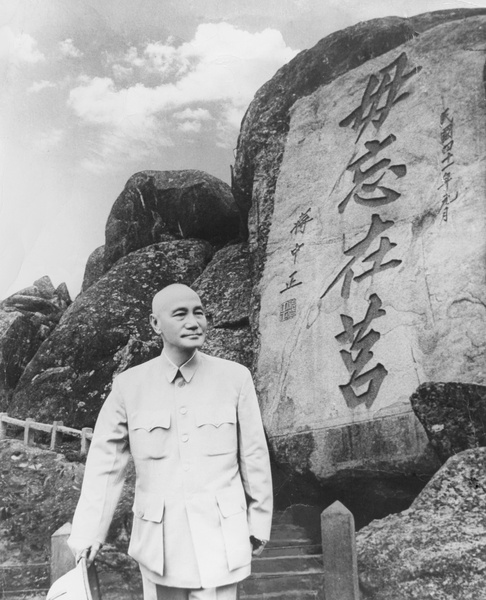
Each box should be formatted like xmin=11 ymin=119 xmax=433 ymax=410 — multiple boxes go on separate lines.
xmin=68 ymin=283 xmax=273 ymax=600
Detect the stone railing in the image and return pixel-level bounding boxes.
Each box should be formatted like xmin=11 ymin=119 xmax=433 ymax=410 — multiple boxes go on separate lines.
xmin=0 ymin=413 xmax=93 ymax=455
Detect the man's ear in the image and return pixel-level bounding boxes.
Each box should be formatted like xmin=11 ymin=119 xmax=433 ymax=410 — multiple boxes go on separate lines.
xmin=150 ymin=314 xmax=160 ymax=335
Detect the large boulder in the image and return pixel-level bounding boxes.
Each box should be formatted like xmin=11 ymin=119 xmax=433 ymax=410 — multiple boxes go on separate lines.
xmin=231 ymin=9 xmax=486 ymax=512
xmin=193 ymin=243 xmax=253 ymax=368
xmin=81 ymin=245 xmax=105 ymax=292
xmin=357 ymin=447 xmax=486 ymax=599
xmin=411 ymin=382 xmax=486 ymax=463
xmin=1 ymin=276 xmax=71 ymax=314
xmin=104 ymin=170 xmax=240 ymax=272
xmin=0 ymin=277 xmax=72 ymax=409
xmin=9 ymin=240 xmax=213 ymax=428
xmin=0 ymin=311 xmax=42 ymax=411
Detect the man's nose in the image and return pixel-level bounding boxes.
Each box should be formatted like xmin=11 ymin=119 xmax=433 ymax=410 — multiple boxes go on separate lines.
xmin=184 ymin=315 xmax=198 ymax=329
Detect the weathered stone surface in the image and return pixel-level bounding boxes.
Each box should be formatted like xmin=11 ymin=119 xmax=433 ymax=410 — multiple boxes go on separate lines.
xmin=247 ymin=14 xmax=486 ymax=490
xmin=81 ymin=245 xmax=105 ymax=292
xmin=1 ymin=276 xmax=72 ymax=314
xmin=104 ymin=170 xmax=240 ymax=272
xmin=9 ymin=240 xmax=213 ymax=427
xmin=411 ymin=382 xmax=486 ymax=463
xmin=0 ymin=439 xmax=138 ymax=589
xmin=357 ymin=447 xmax=486 ymax=600
xmin=0 ymin=311 xmax=41 ymax=410
xmin=192 ymin=243 xmax=253 ymax=368
xmin=232 ymin=8 xmax=486 ymax=254
xmin=0 ymin=277 xmax=72 ymax=409
xmin=202 ymin=327 xmax=253 ymax=370
xmin=54 ymin=282 xmax=72 ymax=311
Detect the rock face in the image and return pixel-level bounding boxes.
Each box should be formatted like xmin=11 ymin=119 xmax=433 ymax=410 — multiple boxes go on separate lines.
xmin=0 ymin=439 xmax=137 ymax=582
xmin=232 ymin=11 xmax=486 ymax=493
xmin=0 ymin=277 xmax=72 ymax=410
xmin=357 ymin=447 xmax=486 ymax=600
xmin=81 ymin=245 xmax=105 ymax=292
xmin=192 ymin=243 xmax=253 ymax=368
xmin=0 ymin=311 xmax=41 ymax=411
xmin=104 ymin=170 xmax=240 ymax=272
xmin=411 ymin=382 xmax=486 ymax=463
xmin=9 ymin=241 xmax=213 ymax=427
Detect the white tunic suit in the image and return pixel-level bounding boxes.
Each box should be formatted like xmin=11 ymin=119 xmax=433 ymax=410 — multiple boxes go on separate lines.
xmin=68 ymin=350 xmax=273 ymax=589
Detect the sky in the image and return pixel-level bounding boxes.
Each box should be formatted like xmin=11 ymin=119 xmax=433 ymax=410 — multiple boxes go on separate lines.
xmin=1 ymin=0 xmax=484 ymax=300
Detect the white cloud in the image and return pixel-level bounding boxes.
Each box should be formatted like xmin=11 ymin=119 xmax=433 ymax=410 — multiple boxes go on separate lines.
xmin=178 ymin=120 xmax=202 ymax=133
xmin=174 ymin=108 xmax=212 ymax=121
xmin=33 ymin=129 xmax=64 ymax=152
xmin=28 ymin=80 xmax=56 ymax=93
xmin=0 ymin=26 xmax=45 ymax=64
xmin=112 ymin=63 xmax=134 ymax=82
xmin=68 ymin=22 xmax=298 ymax=170
xmin=59 ymin=38 xmax=83 ymax=59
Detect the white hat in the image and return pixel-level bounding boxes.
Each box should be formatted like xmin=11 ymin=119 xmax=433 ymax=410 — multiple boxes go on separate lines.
xmin=46 ymin=557 xmax=101 ymax=600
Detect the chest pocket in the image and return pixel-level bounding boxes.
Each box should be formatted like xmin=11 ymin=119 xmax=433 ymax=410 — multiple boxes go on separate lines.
xmin=195 ymin=405 xmax=237 ymax=456
xmin=129 ymin=409 xmax=171 ymax=459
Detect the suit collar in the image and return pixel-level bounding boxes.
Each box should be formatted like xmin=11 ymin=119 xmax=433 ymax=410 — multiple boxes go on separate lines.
xmin=160 ymin=350 xmax=200 ymax=383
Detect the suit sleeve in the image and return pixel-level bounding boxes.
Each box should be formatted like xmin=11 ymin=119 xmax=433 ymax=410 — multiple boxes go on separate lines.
xmin=237 ymin=370 xmax=273 ymax=540
xmin=68 ymin=376 xmax=130 ymax=552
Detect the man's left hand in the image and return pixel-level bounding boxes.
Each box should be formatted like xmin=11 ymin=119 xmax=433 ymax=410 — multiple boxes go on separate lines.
xmin=250 ymin=536 xmax=268 ymax=557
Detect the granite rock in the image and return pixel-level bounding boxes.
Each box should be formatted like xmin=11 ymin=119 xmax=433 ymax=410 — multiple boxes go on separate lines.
xmin=411 ymin=382 xmax=486 ymax=463
xmin=0 ymin=439 xmax=137 ymax=587
xmin=0 ymin=311 xmax=41 ymax=410
xmin=357 ymin=447 xmax=486 ymax=600
xmin=104 ymin=170 xmax=239 ymax=272
xmin=9 ymin=240 xmax=213 ymax=427
xmin=81 ymin=245 xmax=105 ymax=292
xmin=232 ymin=8 xmax=486 ymax=258
xmin=0 ymin=277 xmax=72 ymax=409
xmin=193 ymin=243 xmax=253 ymax=368
xmin=242 ymin=13 xmax=486 ymax=494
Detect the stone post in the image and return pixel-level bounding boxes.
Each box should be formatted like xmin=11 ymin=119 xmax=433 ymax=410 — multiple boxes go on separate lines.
xmin=321 ymin=500 xmax=359 ymax=600
xmin=23 ymin=418 xmax=35 ymax=446
xmin=0 ymin=413 xmax=7 ymax=440
xmin=81 ymin=427 xmax=93 ymax=455
xmin=50 ymin=421 xmax=63 ymax=451
xmin=51 ymin=522 xmax=75 ymax=584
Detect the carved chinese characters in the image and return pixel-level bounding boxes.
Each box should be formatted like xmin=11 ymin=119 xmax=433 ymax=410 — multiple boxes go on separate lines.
xmin=279 ymin=208 xmax=314 ymax=319
xmin=439 ymin=108 xmax=458 ymax=222
xmin=325 ymin=53 xmax=420 ymax=409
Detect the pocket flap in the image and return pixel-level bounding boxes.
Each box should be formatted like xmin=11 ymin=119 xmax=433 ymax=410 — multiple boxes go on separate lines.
xmin=131 ymin=409 xmax=171 ymax=431
xmin=195 ymin=405 xmax=236 ymax=428
xmin=216 ymin=488 xmax=247 ymax=518
xmin=133 ymin=496 xmax=165 ymax=523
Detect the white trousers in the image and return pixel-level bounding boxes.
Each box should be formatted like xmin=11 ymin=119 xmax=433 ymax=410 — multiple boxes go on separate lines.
xmin=141 ymin=575 xmax=238 ymax=600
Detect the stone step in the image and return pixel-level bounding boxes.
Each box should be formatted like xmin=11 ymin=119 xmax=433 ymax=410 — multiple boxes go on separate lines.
xmin=270 ymin=523 xmax=312 ymax=539
xmin=267 ymin=537 xmax=315 ymax=548
xmin=239 ymin=570 xmax=325 ymax=596
xmin=241 ymin=590 xmax=321 ymax=600
xmin=263 ymin=543 xmax=322 ymax=557
xmin=252 ymin=554 xmax=323 ymax=574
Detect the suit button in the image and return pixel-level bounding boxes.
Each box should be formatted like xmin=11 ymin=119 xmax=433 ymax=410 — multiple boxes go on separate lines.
xmin=181 ymin=434 xmax=189 ymax=442
xmin=178 ymin=380 xmax=186 ymax=388
xmin=183 ymin=462 xmax=190 ymax=471
xmin=180 ymin=407 xmax=187 ymax=415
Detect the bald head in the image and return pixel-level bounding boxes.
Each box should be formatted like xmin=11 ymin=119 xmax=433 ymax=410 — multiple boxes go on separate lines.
xmin=152 ymin=284 xmax=201 ymax=314
xmin=150 ymin=284 xmax=207 ymax=364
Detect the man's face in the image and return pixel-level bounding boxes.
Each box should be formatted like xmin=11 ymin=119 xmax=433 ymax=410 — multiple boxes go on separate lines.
xmin=150 ymin=286 xmax=207 ymax=354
